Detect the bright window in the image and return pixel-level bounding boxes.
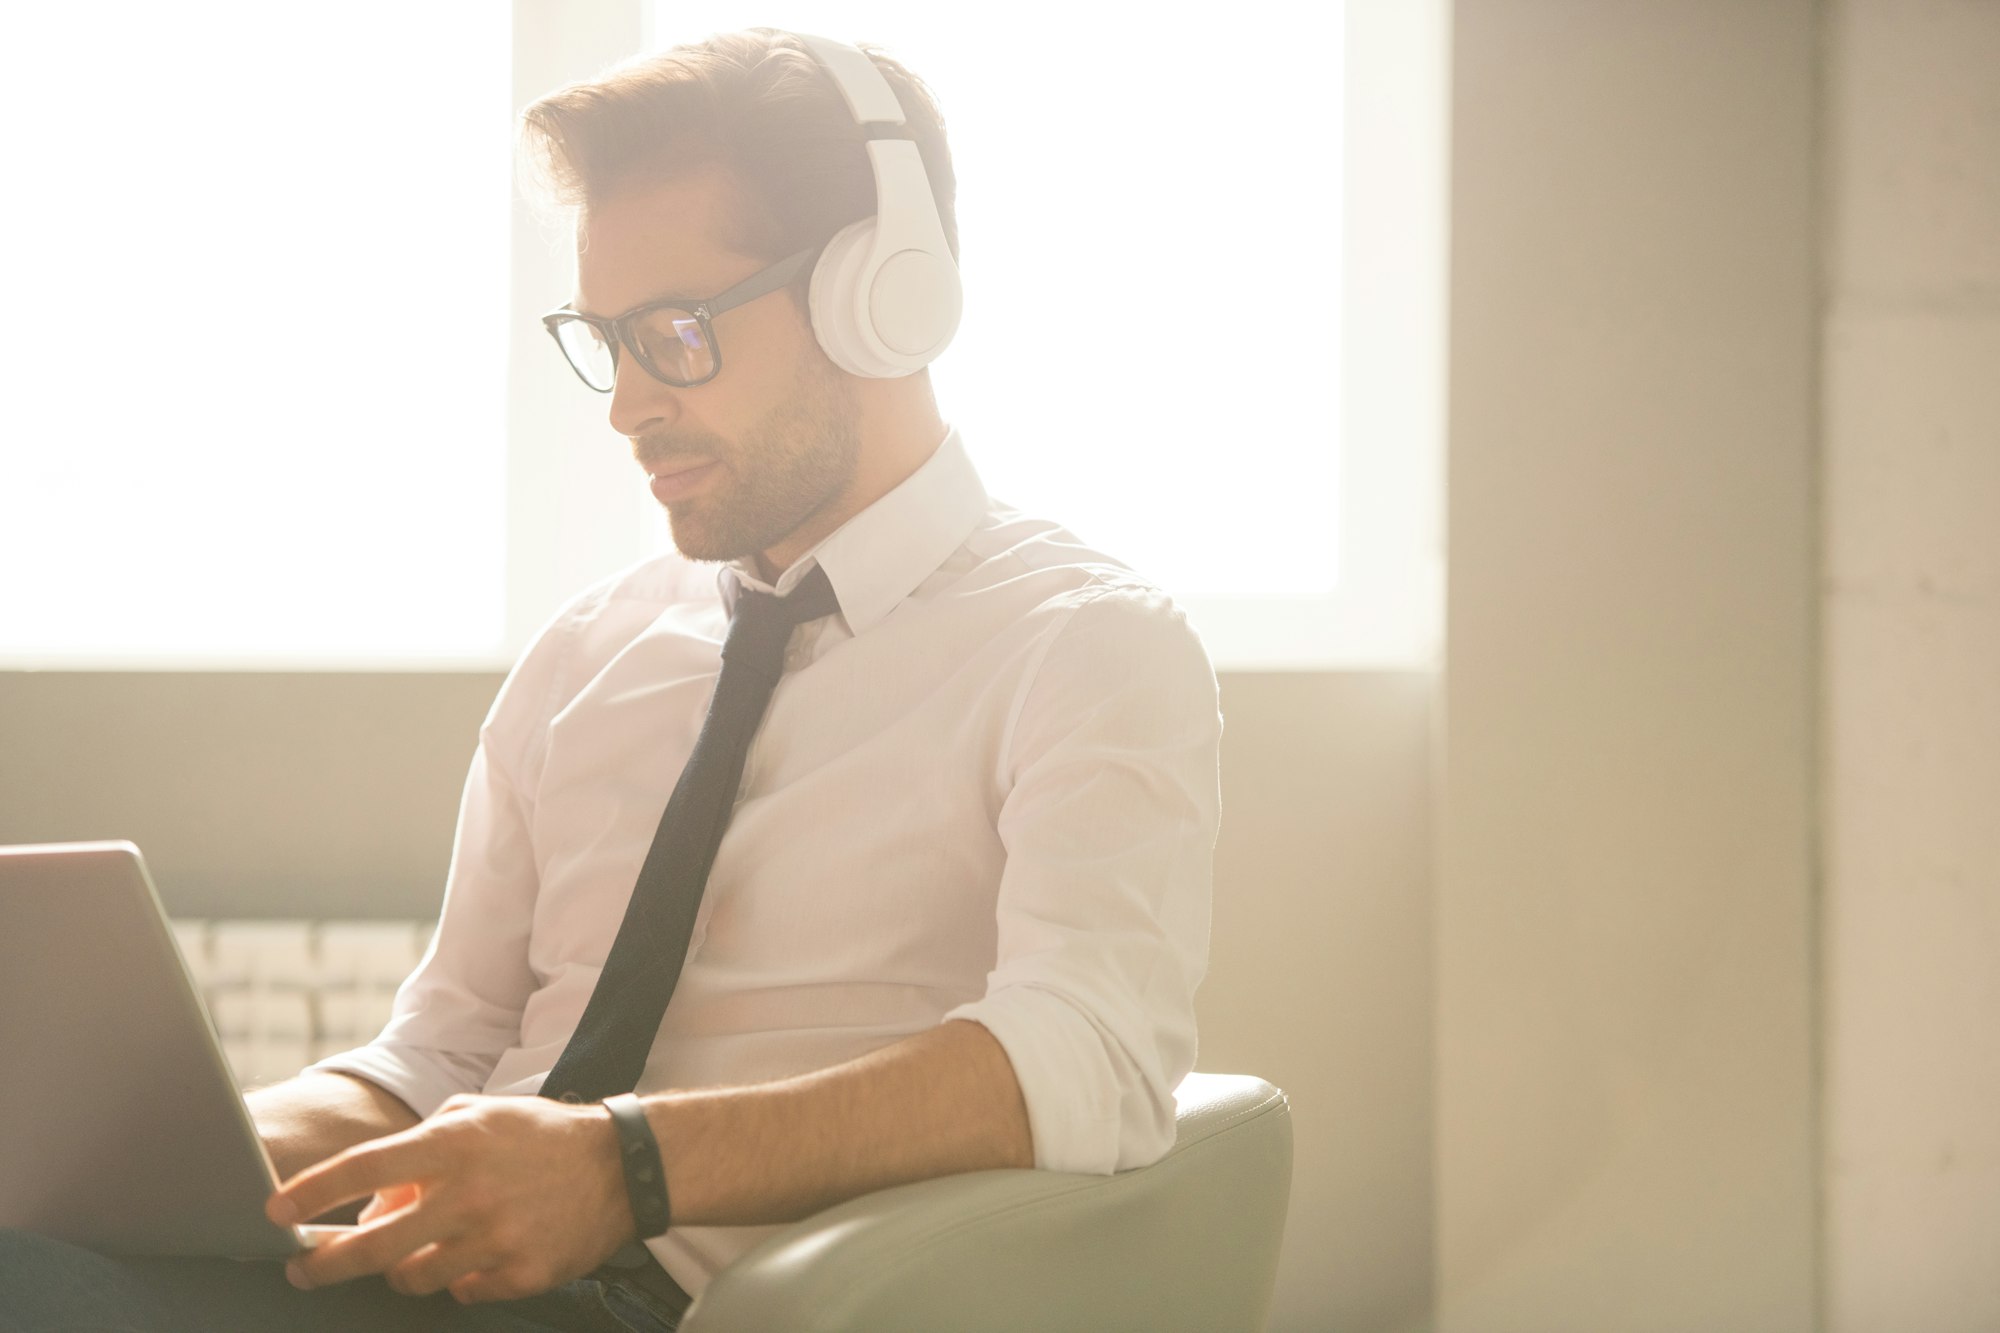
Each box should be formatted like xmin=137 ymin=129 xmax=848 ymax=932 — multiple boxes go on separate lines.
xmin=1 ymin=1 xmax=1442 ymax=671
xmin=641 ymin=0 xmax=1445 ymax=668
xmin=0 ymin=2 xmax=512 ymax=668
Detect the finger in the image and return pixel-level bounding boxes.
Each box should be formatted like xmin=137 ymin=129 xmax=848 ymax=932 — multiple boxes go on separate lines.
xmin=358 ymin=1182 xmax=418 ymax=1226
xmin=386 ymin=1237 xmax=503 ymax=1299
xmin=446 ymin=1260 xmax=550 ymax=1306
xmin=269 ymin=1128 xmax=444 ymax=1229
xmin=449 ymin=1271 xmax=481 ymax=1305
xmin=286 ymin=1192 xmax=453 ymax=1291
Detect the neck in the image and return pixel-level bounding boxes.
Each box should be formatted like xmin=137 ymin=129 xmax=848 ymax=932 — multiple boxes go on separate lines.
xmin=755 ymin=374 xmax=946 ymax=581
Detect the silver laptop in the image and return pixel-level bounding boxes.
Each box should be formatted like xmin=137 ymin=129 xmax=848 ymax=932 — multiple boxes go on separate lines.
xmin=0 ymin=840 xmax=351 ymax=1258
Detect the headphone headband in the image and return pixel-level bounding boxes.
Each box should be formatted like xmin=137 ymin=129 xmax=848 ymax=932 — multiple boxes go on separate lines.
xmin=792 ymin=33 xmax=962 ymax=378
xmin=798 ymin=34 xmax=908 ymax=125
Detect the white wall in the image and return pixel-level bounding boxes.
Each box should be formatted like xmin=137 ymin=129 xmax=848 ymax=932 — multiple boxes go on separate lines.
xmin=1440 ymin=2 xmax=1821 ymax=1328
xmin=1440 ymin=3 xmax=2000 ymax=1330
xmin=1821 ymin=2 xmax=2000 ymax=1329
xmin=1204 ymin=673 xmax=1435 ymax=1333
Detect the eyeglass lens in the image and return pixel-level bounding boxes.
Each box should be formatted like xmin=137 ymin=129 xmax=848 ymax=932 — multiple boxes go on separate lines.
xmin=629 ymin=307 xmax=716 ymax=385
xmin=553 ymin=308 xmax=717 ymax=390
xmin=553 ymin=319 xmax=617 ymax=390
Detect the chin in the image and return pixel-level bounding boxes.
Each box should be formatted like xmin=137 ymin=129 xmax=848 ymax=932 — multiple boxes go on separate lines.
xmin=663 ymin=513 xmax=745 ymax=566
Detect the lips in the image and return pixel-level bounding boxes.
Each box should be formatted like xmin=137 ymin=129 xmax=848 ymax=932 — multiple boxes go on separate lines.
xmin=649 ymin=460 xmax=718 ymax=502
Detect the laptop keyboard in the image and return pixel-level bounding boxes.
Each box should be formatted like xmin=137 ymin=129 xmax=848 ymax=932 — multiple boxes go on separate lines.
xmin=168 ymin=919 xmax=434 ymax=1090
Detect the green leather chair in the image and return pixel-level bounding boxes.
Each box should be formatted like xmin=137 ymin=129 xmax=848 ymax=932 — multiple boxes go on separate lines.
xmin=679 ymin=1073 xmax=1293 ymax=1332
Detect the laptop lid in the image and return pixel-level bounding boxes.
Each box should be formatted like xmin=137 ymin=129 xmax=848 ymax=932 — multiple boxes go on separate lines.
xmin=0 ymin=839 xmax=324 ymax=1258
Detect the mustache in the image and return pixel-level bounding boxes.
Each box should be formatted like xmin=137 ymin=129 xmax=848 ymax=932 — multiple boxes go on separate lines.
xmin=634 ymin=433 xmax=725 ymax=474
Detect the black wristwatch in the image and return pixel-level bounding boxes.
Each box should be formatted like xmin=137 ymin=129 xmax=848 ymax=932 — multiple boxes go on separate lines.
xmin=604 ymin=1093 xmax=672 ymax=1241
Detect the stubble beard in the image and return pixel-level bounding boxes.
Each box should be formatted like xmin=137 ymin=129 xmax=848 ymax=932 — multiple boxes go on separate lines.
xmin=653 ymin=351 xmax=862 ymax=565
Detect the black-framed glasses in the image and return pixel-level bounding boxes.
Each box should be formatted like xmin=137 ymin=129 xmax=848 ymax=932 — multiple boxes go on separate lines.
xmin=541 ymin=245 xmax=819 ymax=392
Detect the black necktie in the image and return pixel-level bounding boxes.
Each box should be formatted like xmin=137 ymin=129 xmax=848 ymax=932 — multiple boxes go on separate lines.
xmin=540 ymin=563 xmax=841 ymax=1106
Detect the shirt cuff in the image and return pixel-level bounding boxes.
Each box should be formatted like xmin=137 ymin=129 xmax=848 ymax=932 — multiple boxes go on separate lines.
xmin=304 ymin=1043 xmax=483 ymax=1120
xmin=943 ymin=985 xmax=1131 ymax=1176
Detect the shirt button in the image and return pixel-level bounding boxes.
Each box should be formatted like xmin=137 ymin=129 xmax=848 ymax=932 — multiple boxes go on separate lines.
xmin=559 ymin=1091 xmax=582 ymax=1104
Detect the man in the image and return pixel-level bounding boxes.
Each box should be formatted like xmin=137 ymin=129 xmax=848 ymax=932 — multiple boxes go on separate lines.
xmin=0 ymin=28 xmax=1218 ymax=1332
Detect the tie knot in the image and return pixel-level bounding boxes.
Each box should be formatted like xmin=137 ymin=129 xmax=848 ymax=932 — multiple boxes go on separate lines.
xmin=738 ymin=563 xmax=840 ymax=630
xmin=722 ymin=564 xmax=841 ymax=676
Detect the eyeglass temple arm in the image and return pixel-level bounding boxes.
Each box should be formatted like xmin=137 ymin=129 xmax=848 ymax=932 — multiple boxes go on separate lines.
xmin=702 ymin=245 xmax=822 ymax=317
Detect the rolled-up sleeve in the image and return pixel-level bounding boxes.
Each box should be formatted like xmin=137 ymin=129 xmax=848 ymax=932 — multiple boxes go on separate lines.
xmin=305 ymin=614 xmax=570 ymax=1118
xmin=943 ymin=582 xmax=1222 ymax=1175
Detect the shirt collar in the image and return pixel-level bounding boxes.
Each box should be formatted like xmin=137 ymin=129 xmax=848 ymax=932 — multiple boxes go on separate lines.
xmin=717 ymin=423 xmax=989 ymax=635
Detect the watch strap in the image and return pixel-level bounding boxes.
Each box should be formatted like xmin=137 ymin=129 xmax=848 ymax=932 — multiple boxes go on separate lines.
xmin=604 ymin=1092 xmax=672 ymax=1242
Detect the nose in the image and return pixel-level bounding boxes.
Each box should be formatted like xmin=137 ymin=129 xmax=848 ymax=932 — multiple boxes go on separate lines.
xmin=606 ymin=355 xmax=682 ymax=440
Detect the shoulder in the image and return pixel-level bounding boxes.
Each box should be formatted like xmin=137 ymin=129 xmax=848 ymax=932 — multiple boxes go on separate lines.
xmin=964 ymin=497 xmax=1208 ymax=660
xmin=957 ymin=501 xmax=1219 ymax=753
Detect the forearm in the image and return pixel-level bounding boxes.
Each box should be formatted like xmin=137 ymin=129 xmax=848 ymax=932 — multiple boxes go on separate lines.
xmin=642 ymin=1018 xmax=1034 ymax=1227
xmin=265 ymin=1022 xmax=1035 ymax=1294
xmin=248 ymin=1070 xmax=422 ymax=1184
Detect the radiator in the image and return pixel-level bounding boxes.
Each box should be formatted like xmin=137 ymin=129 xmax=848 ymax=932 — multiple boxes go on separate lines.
xmin=169 ymin=919 xmax=433 ymax=1090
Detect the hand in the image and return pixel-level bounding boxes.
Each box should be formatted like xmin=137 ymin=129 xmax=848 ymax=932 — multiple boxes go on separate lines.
xmin=266 ymin=1093 xmax=637 ymax=1304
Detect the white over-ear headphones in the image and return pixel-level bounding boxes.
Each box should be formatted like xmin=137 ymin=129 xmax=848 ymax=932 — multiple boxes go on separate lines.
xmin=793 ymin=33 xmax=962 ymax=379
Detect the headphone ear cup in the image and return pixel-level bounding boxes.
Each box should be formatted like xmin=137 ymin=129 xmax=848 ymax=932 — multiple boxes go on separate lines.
xmin=808 ymin=217 xmax=963 ymax=379
xmin=809 ymin=219 xmax=892 ymax=377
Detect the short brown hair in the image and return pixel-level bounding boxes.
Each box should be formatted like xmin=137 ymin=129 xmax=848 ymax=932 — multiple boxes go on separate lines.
xmin=521 ymin=28 xmax=958 ymax=276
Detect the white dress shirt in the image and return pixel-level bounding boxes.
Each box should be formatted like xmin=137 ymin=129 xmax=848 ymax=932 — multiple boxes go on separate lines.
xmin=309 ymin=424 xmax=1223 ymax=1297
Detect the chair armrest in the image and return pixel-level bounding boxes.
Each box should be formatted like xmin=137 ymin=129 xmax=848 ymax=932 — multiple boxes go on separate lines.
xmin=680 ymin=1074 xmax=1292 ymax=1333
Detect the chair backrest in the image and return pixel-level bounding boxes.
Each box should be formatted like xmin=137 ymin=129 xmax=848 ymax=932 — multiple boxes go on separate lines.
xmin=1137 ymin=1072 xmax=1296 ymax=1327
